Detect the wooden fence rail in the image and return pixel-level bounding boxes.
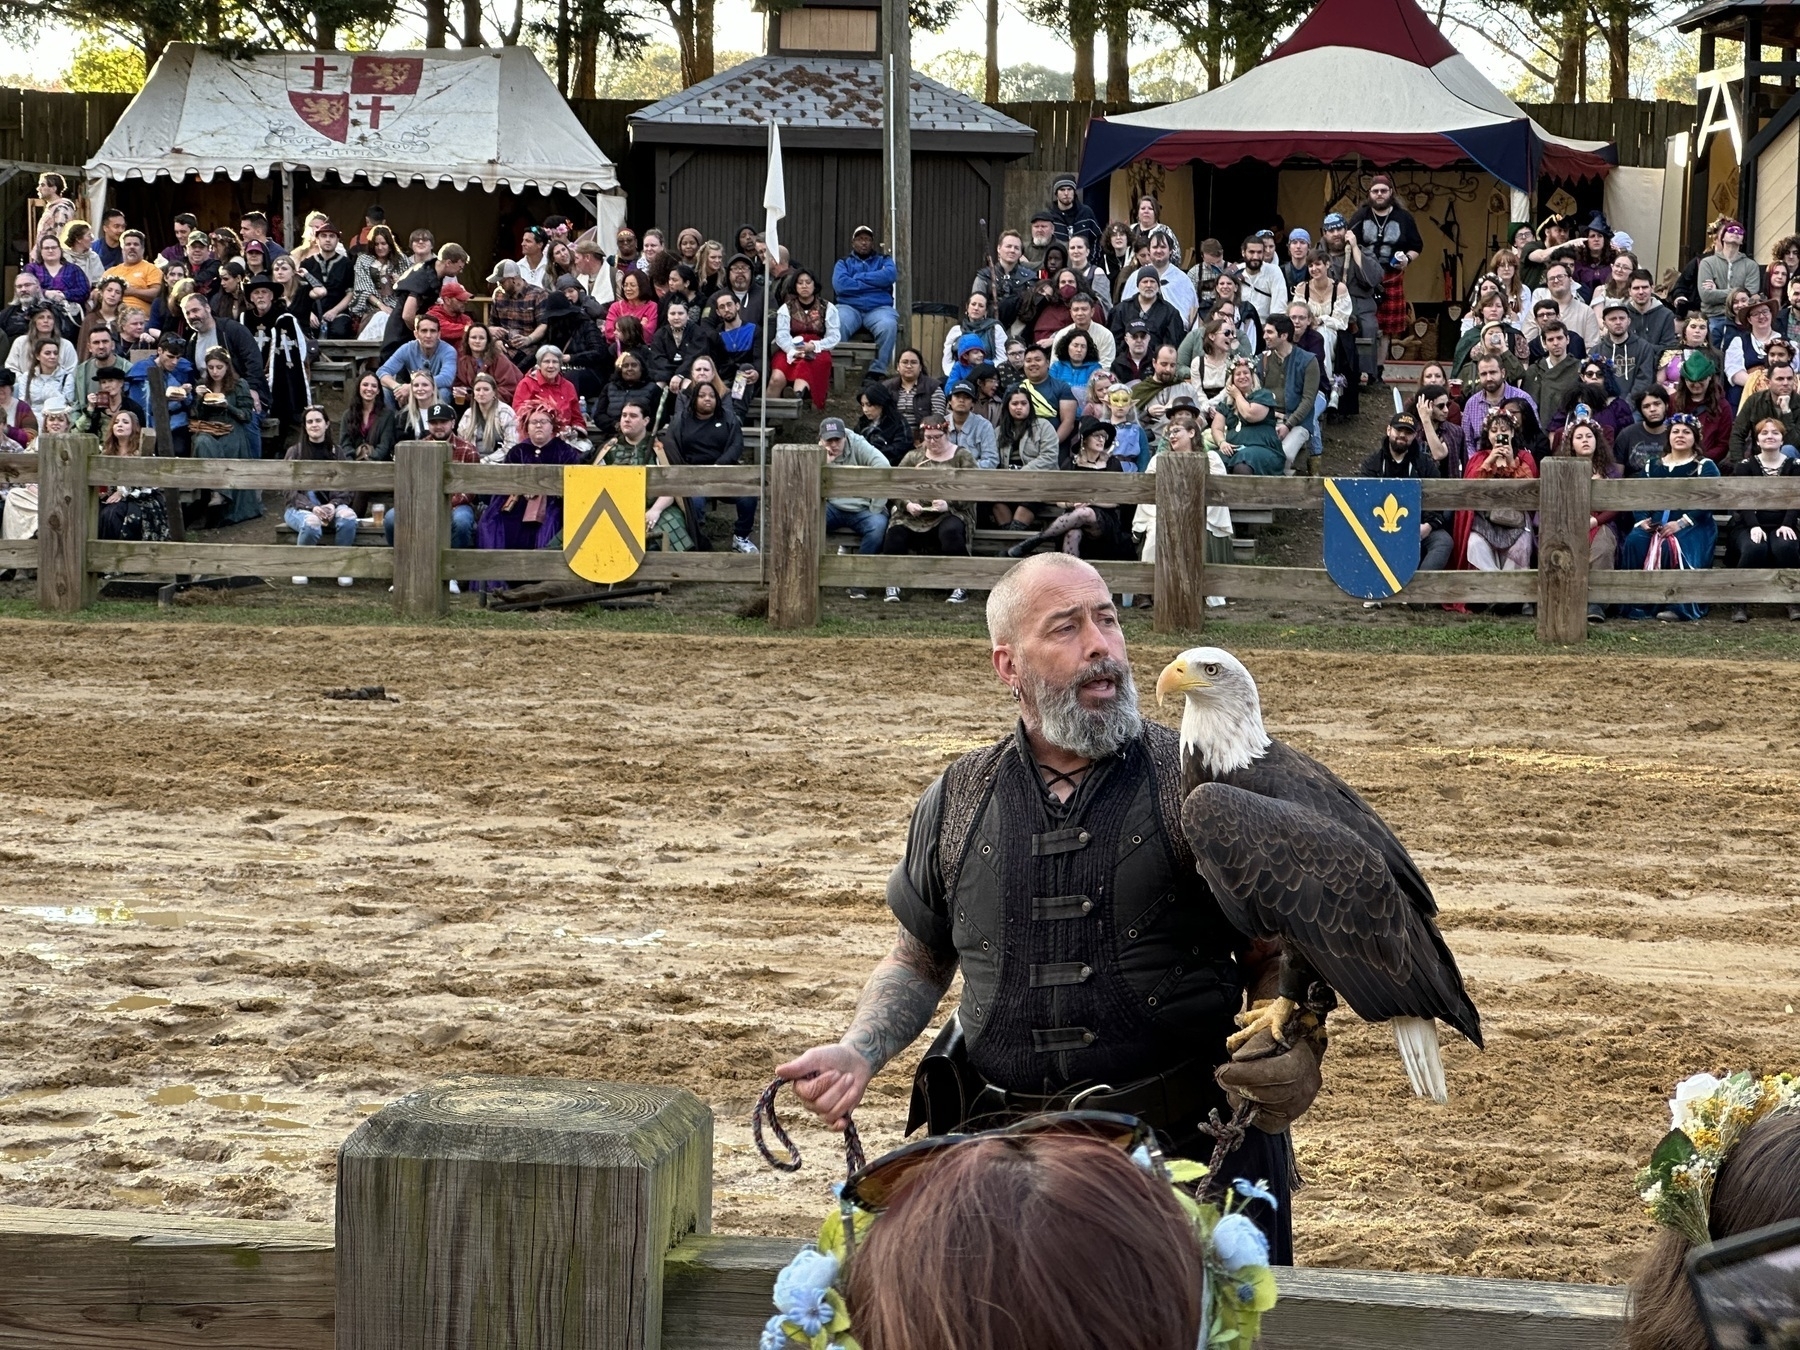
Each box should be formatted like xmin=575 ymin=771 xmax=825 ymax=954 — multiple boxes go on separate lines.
xmin=0 ymin=1073 xmax=1634 ymax=1350
xmin=19 ymin=437 xmax=1800 ymax=641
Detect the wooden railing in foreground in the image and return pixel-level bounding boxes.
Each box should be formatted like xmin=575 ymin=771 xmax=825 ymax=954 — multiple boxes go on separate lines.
xmin=0 ymin=1197 xmax=1630 ymax=1350
xmin=21 ymin=436 xmax=1800 ymax=642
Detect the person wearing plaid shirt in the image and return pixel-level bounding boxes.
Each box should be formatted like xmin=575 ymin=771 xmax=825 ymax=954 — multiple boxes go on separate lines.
xmin=487 ymin=261 xmax=549 ymax=365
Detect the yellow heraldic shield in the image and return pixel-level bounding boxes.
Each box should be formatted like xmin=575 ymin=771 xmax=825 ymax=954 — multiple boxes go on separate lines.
xmin=561 ymin=465 xmax=648 ymax=583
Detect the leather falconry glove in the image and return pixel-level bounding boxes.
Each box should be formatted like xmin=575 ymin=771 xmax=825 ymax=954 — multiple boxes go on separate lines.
xmin=1214 ymin=1002 xmax=1328 ymax=1135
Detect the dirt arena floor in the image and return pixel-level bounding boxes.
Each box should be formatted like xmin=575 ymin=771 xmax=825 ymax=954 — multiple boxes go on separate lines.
xmin=1 ymin=622 xmax=1797 ymax=1284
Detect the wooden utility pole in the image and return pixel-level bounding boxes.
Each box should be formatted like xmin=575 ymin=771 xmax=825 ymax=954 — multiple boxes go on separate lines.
xmin=882 ymin=0 xmax=913 ymax=329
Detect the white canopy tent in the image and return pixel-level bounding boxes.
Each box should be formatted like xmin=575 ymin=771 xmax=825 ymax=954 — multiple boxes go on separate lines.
xmin=84 ymin=43 xmax=625 ymax=242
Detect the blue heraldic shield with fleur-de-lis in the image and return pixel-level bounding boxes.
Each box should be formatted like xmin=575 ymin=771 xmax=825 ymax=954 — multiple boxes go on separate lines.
xmin=1322 ymin=477 xmax=1423 ymax=600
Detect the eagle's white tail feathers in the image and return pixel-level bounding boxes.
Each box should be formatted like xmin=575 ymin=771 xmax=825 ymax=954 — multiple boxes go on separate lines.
xmin=1392 ymin=1017 xmax=1447 ymax=1103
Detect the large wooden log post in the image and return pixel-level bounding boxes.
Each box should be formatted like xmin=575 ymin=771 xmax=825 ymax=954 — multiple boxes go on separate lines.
xmin=1153 ymin=450 xmax=1210 ymax=633
xmin=1536 ymin=456 xmax=1591 ymax=645
xmin=337 ymin=1075 xmax=712 ymax=1350
xmin=765 ymin=443 xmax=822 ymax=630
xmin=392 ymin=439 xmax=450 ymax=618
xmin=37 ymin=433 xmax=94 ymax=614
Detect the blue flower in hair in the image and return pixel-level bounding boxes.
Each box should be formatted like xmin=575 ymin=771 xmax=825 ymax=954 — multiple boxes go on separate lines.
xmin=1210 ymin=1212 xmax=1271 ymax=1274
xmin=761 ymin=1314 xmax=792 ymax=1350
xmin=773 ymin=1247 xmax=840 ymax=1334
xmin=1232 ymin=1177 xmax=1280 ymax=1211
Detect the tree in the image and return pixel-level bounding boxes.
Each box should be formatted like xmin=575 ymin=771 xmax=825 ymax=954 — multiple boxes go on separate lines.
xmin=1000 ymin=63 xmax=1073 ymax=99
xmin=66 ymin=36 xmax=146 ymax=91
xmin=587 ymin=41 xmax=754 ymax=96
xmin=1020 ymin=0 xmax=1097 ymax=98
xmin=1103 ymin=0 xmax=1132 ymax=102
xmin=920 ymin=48 xmax=985 ymax=97
xmin=659 ymin=0 xmax=717 ymax=87
xmin=1161 ymin=0 xmax=1313 ymax=89
xmin=530 ymin=0 xmax=644 ymax=95
xmin=1129 ymin=46 xmax=1205 ymax=102
xmin=1444 ymin=0 xmax=1685 ymax=100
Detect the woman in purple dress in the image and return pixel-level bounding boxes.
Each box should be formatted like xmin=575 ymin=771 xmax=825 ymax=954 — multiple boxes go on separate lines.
xmin=475 ymin=404 xmax=583 ymax=587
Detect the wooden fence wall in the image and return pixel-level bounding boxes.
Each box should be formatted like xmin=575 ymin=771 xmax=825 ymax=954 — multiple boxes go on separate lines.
xmin=1522 ymin=99 xmax=1695 ymax=171
xmin=0 ymin=1202 xmax=1633 ymax=1350
xmin=0 ymin=88 xmax=133 ymax=258
xmin=14 ymin=437 xmax=1800 ymax=644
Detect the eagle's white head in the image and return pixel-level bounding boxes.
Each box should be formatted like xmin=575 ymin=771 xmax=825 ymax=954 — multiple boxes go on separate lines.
xmin=1154 ymin=647 xmax=1270 ymax=775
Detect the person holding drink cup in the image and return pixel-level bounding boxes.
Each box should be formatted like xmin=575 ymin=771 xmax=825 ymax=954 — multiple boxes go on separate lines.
xmin=455 ymin=323 xmax=521 ymax=405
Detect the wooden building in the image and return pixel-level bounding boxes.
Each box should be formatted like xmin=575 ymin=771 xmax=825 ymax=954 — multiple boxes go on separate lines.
xmin=626 ymin=0 xmax=1035 ymax=307
xmin=1682 ymin=0 xmax=1800 ymax=252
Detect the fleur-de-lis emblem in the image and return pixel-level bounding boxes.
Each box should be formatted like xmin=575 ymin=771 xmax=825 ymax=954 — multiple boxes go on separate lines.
xmin=1372 ymin=493 xmax=1409 ymax=533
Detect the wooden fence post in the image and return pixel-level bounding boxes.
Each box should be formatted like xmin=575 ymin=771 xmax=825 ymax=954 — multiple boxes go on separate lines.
xmin=392 ymin=439 xmax=449 ymax=618
xmin=1153 ymin=451 xmax=1209 ymax=633
xmin=1536 ymin=457 xmax=1591 ymax=644
xmin=766 ymin=443 xmax=822 ymax=629
xmin=37 ymin=433 xmax=94 ymax=614
xmin=337 ymin=1074 xmax=712 ymax=1350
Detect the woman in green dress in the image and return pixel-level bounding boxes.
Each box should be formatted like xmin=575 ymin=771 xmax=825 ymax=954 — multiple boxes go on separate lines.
xmin=1208 ymin=359 xmax=1287 ymax=475
xmin=188 ymin=347 xmax=262 ymax=526
xmin=593 ymin=399 xmax=692 ymax=552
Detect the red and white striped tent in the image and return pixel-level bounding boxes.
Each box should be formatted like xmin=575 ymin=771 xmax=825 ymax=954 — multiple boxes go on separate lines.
xmin=1078 ymin=0 xmax=1615 ymax=191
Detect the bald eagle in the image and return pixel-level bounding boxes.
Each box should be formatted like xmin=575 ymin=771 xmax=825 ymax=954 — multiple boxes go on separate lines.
xmin=1155 ymin=648 xmax=1482 ymax=1102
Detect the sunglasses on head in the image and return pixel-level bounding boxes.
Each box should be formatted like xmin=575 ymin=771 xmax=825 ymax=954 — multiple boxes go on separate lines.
xmin=840 ymin=1111 xmax=1158 ymax=1212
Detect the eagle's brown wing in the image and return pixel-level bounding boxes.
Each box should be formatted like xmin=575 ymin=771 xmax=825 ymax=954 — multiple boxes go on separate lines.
xmin=1181 ymin=781 xmax=1483 ymax=1046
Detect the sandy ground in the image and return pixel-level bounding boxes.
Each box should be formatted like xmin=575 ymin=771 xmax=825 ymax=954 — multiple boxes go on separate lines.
xmin=1 ymin=624 xmax=1797 ymax=1284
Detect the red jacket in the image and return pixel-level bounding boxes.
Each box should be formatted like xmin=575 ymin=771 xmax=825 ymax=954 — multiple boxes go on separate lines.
xmin=512 ymin=371 xmax=583 ymax=429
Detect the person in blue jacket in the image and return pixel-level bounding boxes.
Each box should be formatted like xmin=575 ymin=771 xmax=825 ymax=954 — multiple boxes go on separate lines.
xmin=127 ymin=334 xmax=197 ymax=457
xmin=831 ymin=227 xmax=900 ymax=379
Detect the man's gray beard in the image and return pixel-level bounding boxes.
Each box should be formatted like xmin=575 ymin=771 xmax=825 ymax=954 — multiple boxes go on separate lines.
xmin=1021 ymin=656 xmax=1142 ymax=760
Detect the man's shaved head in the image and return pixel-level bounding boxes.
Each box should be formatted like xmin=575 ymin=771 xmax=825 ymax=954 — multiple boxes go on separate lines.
xmin=986 ymin=553 xmax=1104 ymax=647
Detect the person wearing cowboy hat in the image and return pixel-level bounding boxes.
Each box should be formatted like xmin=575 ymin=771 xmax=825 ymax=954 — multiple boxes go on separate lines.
xmin=71 ymin=363 xmax=145 ymax=436
xmin=1002 ymin=415 xmax=1134 ymax=561
xmin=1723 ymin=292 xmax=1785 ymax=398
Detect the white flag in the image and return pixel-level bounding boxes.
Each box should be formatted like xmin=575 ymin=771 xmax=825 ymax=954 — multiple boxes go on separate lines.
xmin=763 ymin=120 xmax=786 ymax=263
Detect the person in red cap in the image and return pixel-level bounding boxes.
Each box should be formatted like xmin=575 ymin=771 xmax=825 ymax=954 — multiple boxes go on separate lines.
xmin=1344 ymin=173 xmax=1423 ymax=386
xmin=301 ymin=219 xmax=357 ymax=337
xmin=427 ymin=280 xmax=472 ymax=349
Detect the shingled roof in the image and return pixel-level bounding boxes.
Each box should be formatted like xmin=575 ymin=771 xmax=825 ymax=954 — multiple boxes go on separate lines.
xmin=628 ymin=57 xmax=1036 ymax=155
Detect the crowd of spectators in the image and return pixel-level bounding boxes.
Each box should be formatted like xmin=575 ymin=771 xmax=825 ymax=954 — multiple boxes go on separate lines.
xmin=6 ymin=169 xmax=1799 ymax=615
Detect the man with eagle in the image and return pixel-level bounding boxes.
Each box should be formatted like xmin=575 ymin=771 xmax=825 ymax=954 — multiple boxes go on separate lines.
xmin=780 ymin=553 xmax=1480 ymax=1261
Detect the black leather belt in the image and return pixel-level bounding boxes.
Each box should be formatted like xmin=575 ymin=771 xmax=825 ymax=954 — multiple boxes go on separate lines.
xmin=998 ymin=1056 xmax=1215 ymax=1131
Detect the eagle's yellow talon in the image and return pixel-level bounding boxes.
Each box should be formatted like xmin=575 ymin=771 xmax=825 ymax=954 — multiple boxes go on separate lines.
xmin=1224 ymin=995 xmax=1299 ymax=1052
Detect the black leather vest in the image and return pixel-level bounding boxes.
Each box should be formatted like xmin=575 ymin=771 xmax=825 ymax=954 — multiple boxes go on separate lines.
xmin=937 ymin=726 xmax=1243 ymax=1095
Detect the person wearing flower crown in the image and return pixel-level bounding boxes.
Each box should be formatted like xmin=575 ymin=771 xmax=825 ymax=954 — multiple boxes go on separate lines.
xmin=777 ymin=552 xmax=1326 ymax=1263
xmin=1628 ymin=1071 xmax=1800 ymax=1350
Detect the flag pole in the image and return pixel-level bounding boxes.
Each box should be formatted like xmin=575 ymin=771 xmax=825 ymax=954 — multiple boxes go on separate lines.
xmin=759 ymin=118 xmax=786 ymax=571
xmin=758 ymin=245 xmax=770 ymax=568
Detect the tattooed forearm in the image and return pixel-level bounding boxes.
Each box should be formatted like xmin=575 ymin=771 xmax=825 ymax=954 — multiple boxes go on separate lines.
xmin=841 ymin=927 xmax=958 ymax=1073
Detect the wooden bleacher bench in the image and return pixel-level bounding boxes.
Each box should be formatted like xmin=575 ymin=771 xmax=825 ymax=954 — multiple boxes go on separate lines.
xmin=832 ymin=339 xmax=880 ymax=390
xmin=749 ymin=396 xmax=801 ymax=423
xmin=312 ymin=359 xmax=358 ymax=395
xmin=275 ymin=520 xmax=388 ymax=544
xmin=316 ymin=339 xmax=383 ymax=366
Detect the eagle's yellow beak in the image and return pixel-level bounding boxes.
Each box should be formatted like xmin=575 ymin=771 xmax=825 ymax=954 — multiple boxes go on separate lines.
xmin=1155 ymin=658 xmax=1210 ymax=707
